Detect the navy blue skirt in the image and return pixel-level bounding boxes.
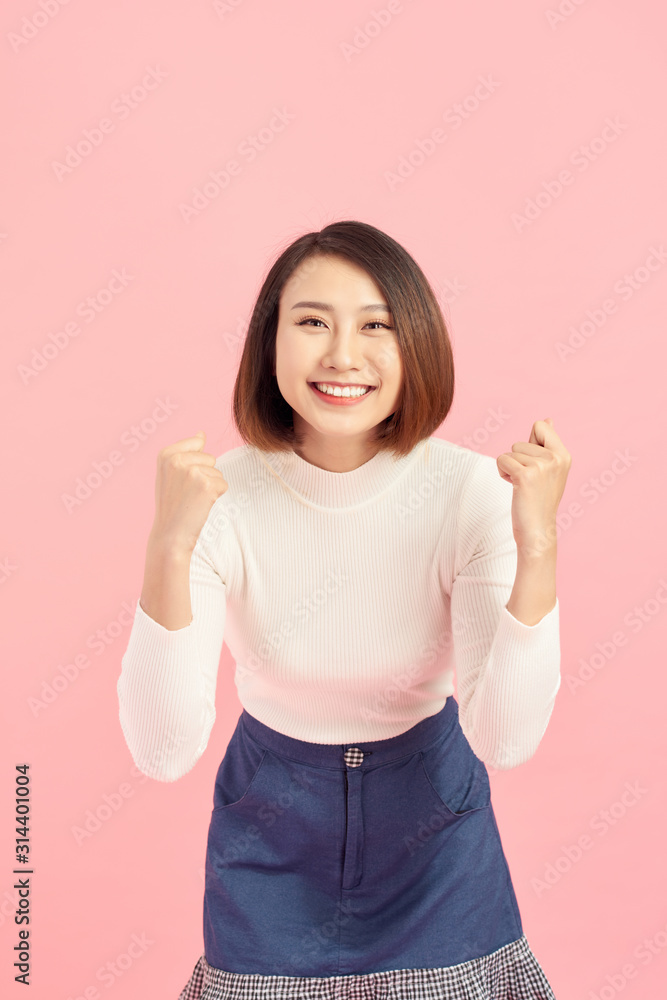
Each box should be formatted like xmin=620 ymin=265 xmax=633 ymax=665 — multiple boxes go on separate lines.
xmin=178 ymin=697 xmax=556 ymax=999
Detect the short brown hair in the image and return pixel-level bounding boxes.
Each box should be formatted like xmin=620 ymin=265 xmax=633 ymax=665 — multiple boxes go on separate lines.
xmin=232 ymin=220 xmax=455 ymax=458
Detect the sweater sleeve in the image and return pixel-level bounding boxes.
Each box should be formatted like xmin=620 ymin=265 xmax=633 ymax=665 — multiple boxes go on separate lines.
xmin=450 ymin=454 xmax=561 ymax=770
xmin=116 ymin=501 xmax=227 ymax=783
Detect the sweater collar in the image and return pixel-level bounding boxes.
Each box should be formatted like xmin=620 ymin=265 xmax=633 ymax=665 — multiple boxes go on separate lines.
xmin=252 ymin=439 xmax=427 ymax=509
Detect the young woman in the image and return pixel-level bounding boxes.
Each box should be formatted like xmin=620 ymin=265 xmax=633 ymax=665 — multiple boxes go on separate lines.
xmin=117 ymin=220 xmax=571 ymax=999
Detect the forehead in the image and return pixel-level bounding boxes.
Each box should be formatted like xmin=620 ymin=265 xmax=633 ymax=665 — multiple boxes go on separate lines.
xmin=281 ymin=255 xmax=387 ymax=305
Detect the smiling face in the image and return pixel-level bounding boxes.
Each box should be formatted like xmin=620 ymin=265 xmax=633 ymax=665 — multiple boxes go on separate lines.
xmin=274 ymin=254 xmax=403 ymax=468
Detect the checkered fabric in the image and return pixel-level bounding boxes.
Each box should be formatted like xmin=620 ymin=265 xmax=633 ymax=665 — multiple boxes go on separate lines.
xmin=343 ymin=747 xmax=367 ymax=768
xmin=176 ymin=934 xmax=556 ymax=999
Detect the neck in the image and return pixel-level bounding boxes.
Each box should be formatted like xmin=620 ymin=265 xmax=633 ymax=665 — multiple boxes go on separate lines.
xmin=292 ymin=424 xmax=379 ymax=473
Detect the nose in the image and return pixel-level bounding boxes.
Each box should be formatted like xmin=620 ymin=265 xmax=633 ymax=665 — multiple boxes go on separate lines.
xmin=321 ymin=329 xmax=373 ymax=380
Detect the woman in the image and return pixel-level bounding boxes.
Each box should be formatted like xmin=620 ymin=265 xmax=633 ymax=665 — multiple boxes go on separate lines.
xmin=117 ymin=220 xmax=571 ymax=999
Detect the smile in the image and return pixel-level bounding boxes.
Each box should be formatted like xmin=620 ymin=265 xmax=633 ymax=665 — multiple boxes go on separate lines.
xmin=309 ymin=383 xmax=376 ymax=405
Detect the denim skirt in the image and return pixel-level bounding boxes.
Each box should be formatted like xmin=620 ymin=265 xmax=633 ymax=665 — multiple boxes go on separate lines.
xmin=177 ymin=696 xmax=556 ymax=999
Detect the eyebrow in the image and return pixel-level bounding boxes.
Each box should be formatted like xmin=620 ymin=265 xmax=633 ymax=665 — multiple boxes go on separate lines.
xmin=290 ymin=300 xmax=392 ymax=314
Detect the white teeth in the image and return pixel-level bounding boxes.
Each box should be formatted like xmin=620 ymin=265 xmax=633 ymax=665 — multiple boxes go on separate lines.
xmin=314 ymin=383 xmax=371 ymax=398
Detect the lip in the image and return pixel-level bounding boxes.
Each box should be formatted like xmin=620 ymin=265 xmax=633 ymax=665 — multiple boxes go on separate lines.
xmin=309 ymin=382 xmax=377 ymax=406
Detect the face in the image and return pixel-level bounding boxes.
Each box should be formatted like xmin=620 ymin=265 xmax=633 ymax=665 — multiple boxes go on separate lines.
xmin=274 ymin=255 xmax=403 ymax=458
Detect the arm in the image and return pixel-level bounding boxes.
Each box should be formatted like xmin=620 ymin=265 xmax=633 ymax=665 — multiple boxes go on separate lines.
xmin=506 ymin=541 xmax=557 ymax=627
xmin=139 ymin=530 xmax=196 ymax=631
xmin=116 ymin=503 xmax=227 ymax=783
xmin=450 ymin=456 xmax=561 ymax=770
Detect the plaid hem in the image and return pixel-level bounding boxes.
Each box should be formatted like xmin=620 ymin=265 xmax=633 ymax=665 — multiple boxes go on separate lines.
xmin=176 ymin=934 xmax=556 ymax=999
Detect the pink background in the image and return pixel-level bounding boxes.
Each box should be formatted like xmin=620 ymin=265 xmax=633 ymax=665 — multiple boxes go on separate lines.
xmin=2 ymin=0 xmax=666 ymax=997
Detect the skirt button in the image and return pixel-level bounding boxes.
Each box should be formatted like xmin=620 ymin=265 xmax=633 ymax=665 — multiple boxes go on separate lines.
xmin=344 ymin=747 xmax=364 ymax=768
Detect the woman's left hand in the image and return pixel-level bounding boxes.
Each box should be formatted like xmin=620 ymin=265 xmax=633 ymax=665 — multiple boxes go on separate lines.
xmin=496 ymin=418 xmax=572 ymax=555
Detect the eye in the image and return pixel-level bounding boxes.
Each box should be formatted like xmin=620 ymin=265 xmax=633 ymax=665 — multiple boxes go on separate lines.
xmin=295 ymin=317 xmax=393 ymax=330
xmin=295 ymin=317 xmax=327 ymax=328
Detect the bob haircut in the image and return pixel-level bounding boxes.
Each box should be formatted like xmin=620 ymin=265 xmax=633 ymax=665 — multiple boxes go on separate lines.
xmin=232 ymin=220 xmax=455 ymax=458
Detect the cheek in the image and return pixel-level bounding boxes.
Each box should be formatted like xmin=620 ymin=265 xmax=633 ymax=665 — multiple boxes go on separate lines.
xmin=282 ymin=338 xmax=313 ymax=372
xmin=375 ymin=341 xmax=401 ymax=375
xmin=276 ymin=340 xmax=302 ymax=378
xmin=378 ymin=356 xmax=402 ymax=388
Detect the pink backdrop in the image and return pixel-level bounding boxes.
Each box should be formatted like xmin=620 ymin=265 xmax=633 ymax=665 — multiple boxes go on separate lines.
xmin=2 ymin=1 xmax=666 ymax=997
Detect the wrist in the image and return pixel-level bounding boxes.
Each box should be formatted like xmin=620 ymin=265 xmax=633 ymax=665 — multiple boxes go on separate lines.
xmin=515 ymin=527 xmax=558 ymax=561
xmin=147 ymin=528 xmax=195 ymax=561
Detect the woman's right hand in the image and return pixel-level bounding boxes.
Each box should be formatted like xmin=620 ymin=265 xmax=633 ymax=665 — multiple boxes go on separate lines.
xmin=149 ymin=431 xmax=228 ymax=554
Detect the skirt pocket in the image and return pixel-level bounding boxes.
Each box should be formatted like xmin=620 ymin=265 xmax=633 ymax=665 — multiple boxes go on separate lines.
xmin=211 ymin=724 xmax=268 ymax=812
xmin=418 ymin=724 xmax=491 ymax=818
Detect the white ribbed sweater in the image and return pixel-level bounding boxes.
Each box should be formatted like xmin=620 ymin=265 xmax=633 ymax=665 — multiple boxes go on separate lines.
xmin=116 ymin=436 xmax=561 ymax=783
